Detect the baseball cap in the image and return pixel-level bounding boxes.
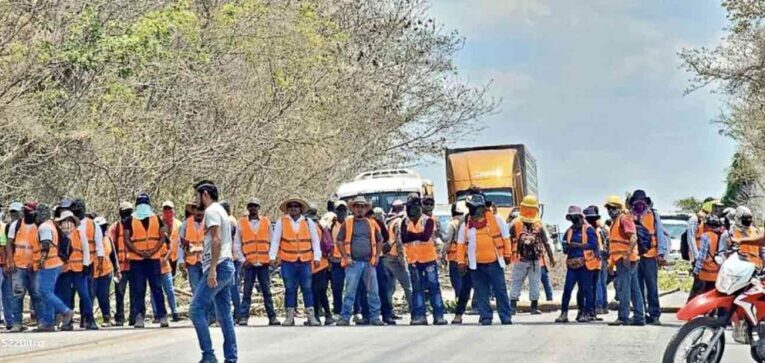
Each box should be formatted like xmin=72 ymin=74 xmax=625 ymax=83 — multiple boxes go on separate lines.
xmin=162 ymin=200 xmax=175 ymax=209
xmin=119 ymin=201 xmax=134 ymax=211
xmin=9 ymin=202 xmax=23 ymax=212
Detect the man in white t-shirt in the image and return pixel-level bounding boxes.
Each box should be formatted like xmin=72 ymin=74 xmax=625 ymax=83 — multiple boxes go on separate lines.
xmin=189 ymin=180 xmax=237 ymax=363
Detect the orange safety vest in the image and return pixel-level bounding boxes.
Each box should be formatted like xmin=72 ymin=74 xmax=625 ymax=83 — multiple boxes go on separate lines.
xmin=637 ymin=211 xmax=658 ymax=258
xmin=278 ymin=216 xmax=314 ymax=263
xmin=312 ymin=224 xmax=330 ymax=273
xmin=34 ymin=221 xmax=63 ymax=270
xmin=446 ymin=218 xmax=462 ymax=262
xmin=239 ymin=216 xmax=271 ymax=265
xmin=608 ymin=214 xmax=639 ymax=264
xmin=386 ymin=218 xmax=403 ymax=258
xmin=564 ymin=225 xmax=600 ymax=271
xmin=403 ymin=216 xmax=438 ymax=264
xmin=169 ymin=219 xmax=180 ymax=262
xmin=67 ymin=227 xmax=86 ymax=273
xmin=509 ymin=219 xmax=546 ymax=262
xmin=331 ymin=221 xmax=344 ymax=260
xmin=183 ymin=218 xmax=205 ymax=266
xmin=13 ymin=222 xmax=39 ymax=270
xmin=128 ymin=215 xmax=163 ymax=261
xmin=698 ymin=231 xmax=721 ymax=282
xmin=457 ymin=212 xmax=508 ymax=265
xmin=111 ymin=222 xmax=130 ymax=272
xmin=83 ymin=217 xmax=98 ymax=262
xmin=95 ymin=235 xmax=114 ymax=278
xmin=733 ymin=226 xmax=763 ymax=269
xmin=339 ymin=217 xmax=379 ymax=268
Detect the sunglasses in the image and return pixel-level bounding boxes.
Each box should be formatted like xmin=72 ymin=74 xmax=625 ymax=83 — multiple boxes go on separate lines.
xmin=423 ymin=201 xmax=435 ymax=206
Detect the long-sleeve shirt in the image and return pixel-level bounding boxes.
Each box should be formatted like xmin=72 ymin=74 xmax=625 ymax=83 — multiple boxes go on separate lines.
xmin=456 ymin=214 xmax=511 ymax=269
xmin=268 ymin=215 xmax=321 ymax=262
xmin=653 ymin=212 xmax=670 ymax=257
xmin=80 ymin=218 xmax=105 ymax=266
xmin=400 ymin=216 xmax=435 ymax=244
xmin=694 ymin=232 xmax=727 ymax=275
xmin=233 ymin=217 xmax=272 ymax=263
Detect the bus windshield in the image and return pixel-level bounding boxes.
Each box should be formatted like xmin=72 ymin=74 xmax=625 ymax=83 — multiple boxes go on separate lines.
xmin=357 ymin=192 xmax=414 ymax=214
xmin=457 ymin=188 xmax=514 ymax=207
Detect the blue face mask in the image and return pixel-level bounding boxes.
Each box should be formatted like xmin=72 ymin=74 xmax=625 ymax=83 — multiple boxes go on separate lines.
xmin=133 ymin=204 xmax=154 ymax=220
xmin=631 ymin=201 xmax=648 ymax=215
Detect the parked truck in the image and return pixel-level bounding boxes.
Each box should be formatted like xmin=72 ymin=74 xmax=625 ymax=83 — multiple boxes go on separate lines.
xmin=445 ymin=144 xmax=538 ymax=221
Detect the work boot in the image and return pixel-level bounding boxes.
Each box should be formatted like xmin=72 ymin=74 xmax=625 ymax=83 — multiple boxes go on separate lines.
xmin=306 ymin=308 xmax=321 ymax=326
xmin=268 ymin=317 xmax=281 ymax=326
xmin=575 ymin=311 xmax=583 ymax=321
xmin=60 ymin=310 xmax=74 ymax=331
xmin=500 ymin=318 xmax=513 ymax=325
xmin=9 ymin=324 xmax=26 ymax=333
xmin=336 ymin=318 xmax=350 ymax=326
xmin=324 ymin=315 xmax=335 ymax=326
xmin=86 ymin=318 xmax=99 ymax=330
xmin=198 ymin=354 xmax=219 ymax=363
xmin=530 ymin=300 xmax=542 ymax=315
xmin=159 ymin=316 xmax=169 ymax=328
xmin=576 ymin=313 xmax=591 ymax=323
xmin=172 ymin=313 xmax=181 ymax=322
xmin=554 ymin=313 xmax=569 ymax=324
xmin=237 ymin=317 xmax=248 ymax=326
xmin=102 ymin=316 xmax=112 ymax=327
xmin=383 ymin=318 xmax=397 ymax=326
xmin=134 ymin=313 xmax=145 ymax=329
xmin=370 ymin=319 xmax=385 ymax=326
xmin=510 ymin=299 xmax=518 ymax=316
xmin=114 ymin=320 xmax=124 ymax=327
xmin=283 ymin=308 xmax=295 ymax=326
xmin=356 ymin=318 xmax=370 ymax=326
xmin=451 ymin=315 xmax=463 ymax=325
xmin=434 ymin=317 xmax=448 ymax=326
xmin=646 ymin=316 xmax=661 ymax=326
xmin=479 ymin=319 xmax=493 ymax=326
xmin=410 ymin=317 xmax=428 ymax=326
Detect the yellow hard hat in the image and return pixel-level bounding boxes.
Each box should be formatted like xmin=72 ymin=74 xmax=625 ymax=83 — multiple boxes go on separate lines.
xmin=604 ymin=195 xmax=624 ymax=208
xmin=520 ymin=195 xmax=539 ymax=209
xmin=701 ymin=199 xmax=722 ymax=214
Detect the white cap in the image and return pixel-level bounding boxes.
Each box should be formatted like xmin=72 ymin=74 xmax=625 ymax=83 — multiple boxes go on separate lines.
xmin=392 ymin=200 xmax=403 ymax=207
xmin=9 ymin=202 xmax=23 ymax=212
xmin=162 ymin=200 xmax=175 ymax=209
xmin=94 ymin=216 xmax=107 ymax=226
xmin=56 ymin=210 xmax=76 ymax=222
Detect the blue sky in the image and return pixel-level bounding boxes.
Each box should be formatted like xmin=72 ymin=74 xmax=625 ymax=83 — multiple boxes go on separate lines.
xmin=418 ymin=0 xmax=736 ymax=228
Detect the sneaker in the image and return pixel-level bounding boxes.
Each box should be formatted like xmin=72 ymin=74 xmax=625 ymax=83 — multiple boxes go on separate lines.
xmin=451 ymin=315 xmax=463 ymax=325
xmin=356 ymin=318 xmax=370 ymax=326
xmin=434 ymin=318 xmax=448 ymax=326
xmin=370 ymin=319 xmax=385 ymax=326
xmin=646 ymin=316 xmax=661 ymax=326
xmin=172 ymin=313 xmax=181 ymax=322
xmin=268 ymin=317 xmax=281 ymax=326
xmin=555 ymin=313 xmax=569 ymax=324
xmin=159 ymin=317 xmax=169 ymax=328
xmin=629 ymin=319 xmax=646 ymax=326
xmin=114 ymin=320 xmax=125 ymax=327
xmin=60 ymin=310 xmax=74 ymax=331
xmin=383 ymin=318 xmax=397 ymax=326
xmin=9 ymin=325 xmax=26 ymax=332
xmin=34 ymin=325 xmax=55 ymax=333
xmin=86 ymin=320 xmax=99 ymax=330
xmin=135 ymin=314 xmax=145 ymax=329
xmin=236 ymin=317 xmax=249 ymax=326
xmin=479 ymin=319 xmax=493 ymax=326
xmin=324 ymin=316 xmax=336 ymax=326
xmin=336 ymin=319 xmax=350 ymax=326
xmin=152 ymin=318 xmax=160 ymax=324
xmin=352 ymin=314 xmax=362 ymax=323
xmin=198 ymin=355 xmax=219 ymax=363
xmin=576 ymin=314 xmax=591 ymax=323
xmin=608 ymin=319 xmax=628 ymax=326
xmin=500 ymin=319 xmax=512 ymax=325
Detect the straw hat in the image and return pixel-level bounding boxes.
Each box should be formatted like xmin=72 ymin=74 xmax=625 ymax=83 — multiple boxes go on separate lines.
xmin=279 ymin=197 xmax=309 ymax=213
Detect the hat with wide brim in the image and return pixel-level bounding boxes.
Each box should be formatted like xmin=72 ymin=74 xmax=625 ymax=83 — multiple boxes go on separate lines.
xmin=349 ymin=195 xmax=370 ymax=209
xmin=279 ymin=197 xmax=309 ymax=213
xmin=565 ymin=205 xmax=584 ymax=221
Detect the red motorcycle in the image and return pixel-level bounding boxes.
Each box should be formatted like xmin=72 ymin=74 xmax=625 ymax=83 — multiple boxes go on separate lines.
xmin=663 ymin=248 xmax=765 ymax=363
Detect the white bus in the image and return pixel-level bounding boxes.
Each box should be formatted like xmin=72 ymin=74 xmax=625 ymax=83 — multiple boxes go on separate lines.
xmin=334 ymin=169 xmax=435 ymax=213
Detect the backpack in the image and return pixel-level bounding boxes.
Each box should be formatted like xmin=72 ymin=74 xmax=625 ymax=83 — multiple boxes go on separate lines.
xmin=517 ymin=224 xmax=542 ymax=261
xmin=55 ymin=224 xmax=72 ymax=263
xmin=680 ymin=230 xmax=690 ymax=261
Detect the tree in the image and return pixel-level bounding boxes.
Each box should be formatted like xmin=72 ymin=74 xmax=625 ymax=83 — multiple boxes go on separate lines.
xmin=0 ymin=0 xmax=497 ymax=216
xmin=673 ymin=197 xmax=703 ymax=214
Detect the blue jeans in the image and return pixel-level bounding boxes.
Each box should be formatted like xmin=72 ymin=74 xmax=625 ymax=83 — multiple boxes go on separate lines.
xmin=455 ymin=266 xmax=474 ymax=315
xmin=0 ymin=267 xmax=13 ymax=325
xmin=561 ymin=267 xmax=593 ymax=314
xmin=229 ymin=260 xmax=242 ymax=318
xmin=595 ymin=260 xmax=609 ymax=309
xmin=638 ymin=257 xmax=660 ymax=319
xmin=188 ymin=264 xmax=216 ymax=321
xmin=115 ymin=270 xmax=133 ymax=324
xmin=36 ymin=266 xmax=70 ymax=327
xmin=131 ymin=259 xmax=166 ymax=319
xmin=449 ymin=261 xmax=462 ymax=300
xmin=540 ymin=266 xmax=554 ymax=301
xmin=93 ymin=274 xmax=112 ymax=318
xmin=330 ymin=261 xmax=345 ymax=314
xmin=341 ymin=261 xmax=381 ymax=321
xmin=12 ymin=268 xmax=41 ymax=326
xmin=190 ymin=259 xmax=237 ymax=363
xmin=280 ymin=261 xmax=314 ymax=309
xmin=239 ymin=264 xmax=276 ymax=319
xmin=408 ymin=261 xmax=445 ymax=320
xmin=471 ymin=262 xmax=511 ymax=323
xmin=151 ymin=272 xmax=177 ymax=317
xmin=616 ymin=261 xmax=646 ymax=323
xmin=375 ymin=261 xmax=392 ymax=320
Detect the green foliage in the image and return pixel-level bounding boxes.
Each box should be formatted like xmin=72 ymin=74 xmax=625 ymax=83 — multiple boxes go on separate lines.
xmin=659 ymin=261 xmax=693 ymax=293
xmin=674 ymin=197 xmax=704 ymax=214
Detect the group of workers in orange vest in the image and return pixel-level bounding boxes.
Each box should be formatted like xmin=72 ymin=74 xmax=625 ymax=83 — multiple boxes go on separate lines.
xmin=5 ymin=187 xmax=753 ymax=334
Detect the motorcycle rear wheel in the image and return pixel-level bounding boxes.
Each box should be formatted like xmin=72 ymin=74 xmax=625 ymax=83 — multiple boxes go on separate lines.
xmin=663 ymin=317 xmax=725 ymax=363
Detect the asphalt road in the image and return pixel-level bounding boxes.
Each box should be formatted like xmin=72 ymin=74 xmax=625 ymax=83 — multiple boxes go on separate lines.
xmin=0 ymin=311 xmax=751 ymax=363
